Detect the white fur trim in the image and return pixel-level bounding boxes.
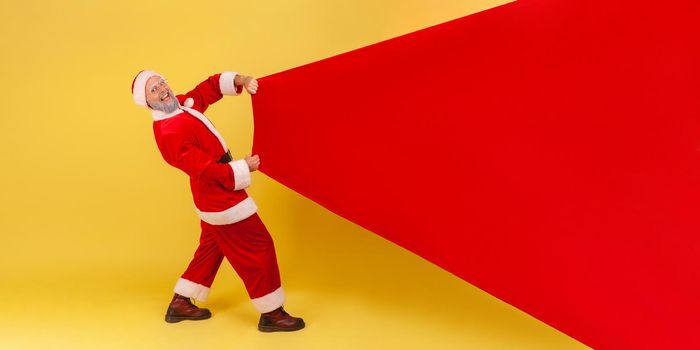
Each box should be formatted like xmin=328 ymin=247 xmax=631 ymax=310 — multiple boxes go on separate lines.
xmin=219 ymin=72 xmax=239 ymax=96
xmin=195 ymin=197 xmax=258 ymax=225
xmin=180 ymin=106 xmax=228 ymax=151
xmin=132 ymin=70 xmax=162 ymax=107
xmin=183 ymin=97 xmax=194 ymax=108
xmin=252 ymin=287 xmax=285 ymax=313
xmin=230 ymin=159 xmax=252 ymax=190
xmin=174 ymin=278 xmax=211 ymax=302
xmin=151 ymin=106 xmax=184 ymax=121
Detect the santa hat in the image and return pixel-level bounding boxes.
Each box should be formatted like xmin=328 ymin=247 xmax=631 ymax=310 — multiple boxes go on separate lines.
xmin=131 ymin=70 xmax=163 ymax=108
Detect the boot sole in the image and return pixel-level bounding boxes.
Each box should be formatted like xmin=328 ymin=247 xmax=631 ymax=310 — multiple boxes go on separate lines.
xmin=258 ymin=323 xmax=306 ymax=332
xmin=165 ymin=313 xmax=211 ymax=323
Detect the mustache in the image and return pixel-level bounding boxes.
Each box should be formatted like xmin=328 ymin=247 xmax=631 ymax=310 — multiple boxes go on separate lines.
xmin=150 ymin=93 xmax=179 ymax=113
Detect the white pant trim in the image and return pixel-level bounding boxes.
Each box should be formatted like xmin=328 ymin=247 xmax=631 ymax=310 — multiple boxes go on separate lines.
xmin=252 ymin=287 xmax=286 ymax=313
xmin=174 ymin=278 xmax=211 ymax=302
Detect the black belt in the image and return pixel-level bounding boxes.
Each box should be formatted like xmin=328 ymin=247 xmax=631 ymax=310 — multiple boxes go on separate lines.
xmin=217 ymin=150 xmax=233 ymax=164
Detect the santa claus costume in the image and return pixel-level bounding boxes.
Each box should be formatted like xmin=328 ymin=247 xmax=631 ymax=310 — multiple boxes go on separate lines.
xmin=131 ymin=70 xmax=304 ymax=331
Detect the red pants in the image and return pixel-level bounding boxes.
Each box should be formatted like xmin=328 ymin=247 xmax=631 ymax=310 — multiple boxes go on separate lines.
xmin=173 ymin=213 xmax=285 ymax=313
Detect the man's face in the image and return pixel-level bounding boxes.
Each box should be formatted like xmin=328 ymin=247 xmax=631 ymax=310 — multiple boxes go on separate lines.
xmin=145 ymin=76 xmax=178 ymax=113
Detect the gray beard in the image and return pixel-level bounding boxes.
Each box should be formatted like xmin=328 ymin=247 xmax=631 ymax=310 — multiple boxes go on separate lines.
xmin=150 ymin=91 xmax=179 ymax=113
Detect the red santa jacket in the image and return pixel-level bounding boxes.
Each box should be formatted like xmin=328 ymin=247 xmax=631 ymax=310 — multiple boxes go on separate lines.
xmin=152 ymin=72 xmax=257 ymax=225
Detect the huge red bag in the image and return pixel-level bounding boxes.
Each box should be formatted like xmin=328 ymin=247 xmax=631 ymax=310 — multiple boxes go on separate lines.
xmin=252 ymin=1 xmax=700 ymax=348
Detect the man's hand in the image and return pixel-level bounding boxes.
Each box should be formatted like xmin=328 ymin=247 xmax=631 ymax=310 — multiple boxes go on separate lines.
xmin=245 ymin=155 xmax=260 ymax=172
xmin=234 ymin=74 xmax=259 ymax=95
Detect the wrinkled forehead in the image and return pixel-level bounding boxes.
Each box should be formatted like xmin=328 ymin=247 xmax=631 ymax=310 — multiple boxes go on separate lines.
xmin=146 ymin=75 xmax=166 ymax=91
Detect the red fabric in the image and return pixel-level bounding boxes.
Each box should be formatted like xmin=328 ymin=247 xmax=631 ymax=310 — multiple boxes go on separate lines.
xmin=182 ymin=214 xmax=282 ymax=299
xmin=251 ymin=0 xmax=699 ymax=349
xmin=176 ymin=74 xmax=225 ymax=113
xmin=153 ymin=74 xmax=250 ymax=212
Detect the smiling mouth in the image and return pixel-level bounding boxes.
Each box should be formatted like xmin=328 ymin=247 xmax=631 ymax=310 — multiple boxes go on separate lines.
xmin=160 ymin=91 xmax=171 ymax=101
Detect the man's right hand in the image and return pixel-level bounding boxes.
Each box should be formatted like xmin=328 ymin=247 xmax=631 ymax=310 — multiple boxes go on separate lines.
xmin=245 ymin=155 xmax=260 ymax=172
xmin=235 ymin=75 xmax=259 ymax=95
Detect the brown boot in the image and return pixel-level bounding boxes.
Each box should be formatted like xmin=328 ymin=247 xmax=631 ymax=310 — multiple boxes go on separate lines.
xmin=165 ymin=293 xmax=212 ymax=323
xmin=258 ymin=306 xmax=305 ymax=332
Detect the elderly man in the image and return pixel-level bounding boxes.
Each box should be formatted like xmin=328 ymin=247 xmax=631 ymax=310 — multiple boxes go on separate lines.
xmin=131 ymin=70 xmax=304 ymax=332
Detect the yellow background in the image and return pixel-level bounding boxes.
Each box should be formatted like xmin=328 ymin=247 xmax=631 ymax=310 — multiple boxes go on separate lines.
xmin=0 ymin=1 xmax=589 ymax=349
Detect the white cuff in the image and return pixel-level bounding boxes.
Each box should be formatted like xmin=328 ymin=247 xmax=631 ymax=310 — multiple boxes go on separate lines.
xmin=174 ymin=278 xmax=211 ymax=302
xmin=219 ymin=72 xmax=239 ymax=96
xmin=252 ymin=287 xmax=286 ymax=313
xmin=230 ymin=159 xmax=251 ymax=190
